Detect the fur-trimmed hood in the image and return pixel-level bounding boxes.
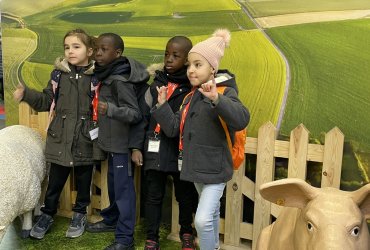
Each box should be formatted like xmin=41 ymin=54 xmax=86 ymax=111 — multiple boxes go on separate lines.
xmin=147 ymin=63 xmax=164 ymax=77
xmin=54 ymin=57 xmax=95 ymax=75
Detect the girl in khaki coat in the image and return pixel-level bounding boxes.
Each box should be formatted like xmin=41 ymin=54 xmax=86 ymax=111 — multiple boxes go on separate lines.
xmin=13 ymin=29 xmax=97 ymax=240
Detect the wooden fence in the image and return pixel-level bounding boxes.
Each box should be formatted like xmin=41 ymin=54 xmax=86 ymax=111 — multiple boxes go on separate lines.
xmin=18 ymin=104 xmax=345 ymax=249
xmin=168 ymin=121 xmax=344 ymax=250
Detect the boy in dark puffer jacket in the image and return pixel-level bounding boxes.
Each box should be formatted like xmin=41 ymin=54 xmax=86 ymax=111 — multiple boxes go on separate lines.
xmin=143 ymin=36 xmax=198 ymax=250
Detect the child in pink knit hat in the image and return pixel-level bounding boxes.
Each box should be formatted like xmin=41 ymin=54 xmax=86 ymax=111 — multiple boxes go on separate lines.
xmin=153 ymin=29 xmax=250 ymax=250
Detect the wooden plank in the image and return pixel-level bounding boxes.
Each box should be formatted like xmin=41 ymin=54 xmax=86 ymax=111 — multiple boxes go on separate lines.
xmin=37 ymin=111 xmax=49 ymax=139
xmin=321 ymin=127 xmax=344 ymax=188
xmin=168 ymin=182 xmax=180 ymax=241
xmin=242 ymin=176 xmax=255 ymax=201
xmin=100 ymin=160 xmax=110 ymax=209
xmin=93 ymin=170 xmax=102 ymax=189
xmin=307 ymin=144 xmax=324 ymax=162
xmin=239 ymin=222 xmax=253 ymax=240
xmin=18 ymin=102 xmax=31 ymax=126
xmin=224 ymin=159 xmax=246 ymax=245
xmin=90 ymin=194 xmax=101 ymax=209
xmin=245 ymin=137 xmax=257 ymax=154
xmin=252 ymin=122 xmax=276 ymax=250
xmin=287 ymin=124 xmax=309 ymax=179
xmin=274 ymin=140 xmax=290 ymax=158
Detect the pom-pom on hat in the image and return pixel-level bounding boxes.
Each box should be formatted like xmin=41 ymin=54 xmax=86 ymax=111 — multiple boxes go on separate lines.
xmin=189 ymin=28 xmax=231 ymax=72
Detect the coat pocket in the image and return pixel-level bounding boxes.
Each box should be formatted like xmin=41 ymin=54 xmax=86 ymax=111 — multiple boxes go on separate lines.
xmin=193 ymin=144 xmax=223 ymax=174
xmin=47 ymin=115 xmax=64 ymax=143
xmin=45 ymin=115 xmax=64 ymax=157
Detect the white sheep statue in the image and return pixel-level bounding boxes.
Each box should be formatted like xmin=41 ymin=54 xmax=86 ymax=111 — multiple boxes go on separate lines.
xmin=0 ymin=125 xmax=46 ymax=241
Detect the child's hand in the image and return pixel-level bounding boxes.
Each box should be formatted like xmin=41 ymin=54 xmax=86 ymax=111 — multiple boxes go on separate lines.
xmin=98 ymin=101 xmax=108 ymax=115
xmin=13 ymin=83 xmax=25 ymax=103
xmin=198 ymin=77 xmax=218 ymax=102
xmin=156 ymin=86 xmax=168 ymax=105
xmin=131 ymin=149 xmax=143 ymax=167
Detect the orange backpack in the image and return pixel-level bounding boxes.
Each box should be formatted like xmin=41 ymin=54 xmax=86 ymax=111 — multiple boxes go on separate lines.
xmin=217 ymin=86 xmax=247 ymax=170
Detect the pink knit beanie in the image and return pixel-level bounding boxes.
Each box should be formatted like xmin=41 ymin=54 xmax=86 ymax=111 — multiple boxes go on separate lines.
xmin=189 ymin=29 xmax=231 ymax=72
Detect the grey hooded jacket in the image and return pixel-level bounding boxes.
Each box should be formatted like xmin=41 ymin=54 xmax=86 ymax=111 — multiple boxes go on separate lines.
xmin=152 ymin=70 xmax=250 ymax=184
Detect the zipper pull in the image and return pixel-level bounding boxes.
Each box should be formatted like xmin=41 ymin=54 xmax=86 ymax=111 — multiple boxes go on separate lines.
xmin=76 ymin=73 xmax=79 ymax=79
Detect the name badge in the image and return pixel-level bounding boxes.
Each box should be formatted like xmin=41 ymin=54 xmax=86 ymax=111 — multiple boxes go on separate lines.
xmin=178 ymin=151 xmax=183 ymax=171
xmin=89 ymin=127 xmax=99 ymax=140
xmin=148 ymin=137 xmax=160 ymax=153
xmin=178 ymin=158 xmax=183 ymax=171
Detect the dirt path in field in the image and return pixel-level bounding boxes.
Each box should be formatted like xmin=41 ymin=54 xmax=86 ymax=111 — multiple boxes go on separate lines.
xmin=255 ymin=9 xmax=370 ymax=28
xmin=238 ymin=1 xmax=291 ymax=133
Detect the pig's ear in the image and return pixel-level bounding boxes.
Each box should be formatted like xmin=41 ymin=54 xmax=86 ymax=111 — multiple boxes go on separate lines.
xmin=259 ymin=178 xmax=319 ymax=209
xmin=351 ymin=183 xmax=370 ymax=219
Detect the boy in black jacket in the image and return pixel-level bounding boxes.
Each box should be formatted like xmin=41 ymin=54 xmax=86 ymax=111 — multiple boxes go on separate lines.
xmin=87 ymin=33 xmax=149 ymax=250
xmin=143 ymin=36 xmax=198 ymax=250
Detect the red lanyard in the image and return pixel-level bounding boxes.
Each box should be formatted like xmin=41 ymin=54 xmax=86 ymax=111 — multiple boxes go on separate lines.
xmin=154 ymin=82 xmax=179 ymax=133
xmin=92 ymin=82 xmax=101 ymax=122
xmin=179 ymin=88 xmax=196 ymax=151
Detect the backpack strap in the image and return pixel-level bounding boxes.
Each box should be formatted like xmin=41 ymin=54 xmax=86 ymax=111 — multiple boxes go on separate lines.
xmin=216 ymin=86 xmax=233 ymax=149
xmin=46 ymin=69 xmax=62 ymax=130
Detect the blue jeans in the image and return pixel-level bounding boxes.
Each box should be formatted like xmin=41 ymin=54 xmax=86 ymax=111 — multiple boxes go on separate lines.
xmin=194 ymin=183 xmax=226 ymax=250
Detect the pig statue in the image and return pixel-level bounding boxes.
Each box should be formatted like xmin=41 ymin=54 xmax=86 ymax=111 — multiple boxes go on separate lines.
xmin=256 ymin=178 xmax=370 ymax=250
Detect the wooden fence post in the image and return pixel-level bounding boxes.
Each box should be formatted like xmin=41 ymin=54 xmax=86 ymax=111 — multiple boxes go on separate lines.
xmin=252 ymin=122 xmax=277 ymax=250
xmin=224 ymin=157 xmax=246 ymax=245
xmin=287 ymin=124 xmax=309 ymax=179
xmin=321 ymin=127 xmax=344 ymax=188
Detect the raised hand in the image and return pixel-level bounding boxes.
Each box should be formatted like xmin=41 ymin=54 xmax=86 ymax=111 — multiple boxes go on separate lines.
xmin=98 ymin=101 xmax=108 ymax=115
xmin=13 ymin=83 xmax=25 ymax=102
xmin=198 ymin=77 xmax=219 ymax=102
xmin=156 ymin=86 xmax=168 ymax=105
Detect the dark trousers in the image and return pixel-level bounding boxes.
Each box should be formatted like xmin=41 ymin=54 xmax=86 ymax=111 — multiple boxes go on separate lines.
xmin=41 ymin=163 xmax=93 ymax=216
xmin=145 ymin=169 xmax=198 ymax=241
xmin=100 ymin=153 xmax=136 ymax=246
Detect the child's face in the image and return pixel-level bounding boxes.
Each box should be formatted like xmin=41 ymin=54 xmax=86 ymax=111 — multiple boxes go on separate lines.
xmin=164 ymin=42 xmax=188 ymax=74
xmin=64 ymin=35 xmax=93 ymax=66
xmin=94 ymin=36 xmax=121 ymax=66
xmin=187 ymin=52 xmax=214 ymax=87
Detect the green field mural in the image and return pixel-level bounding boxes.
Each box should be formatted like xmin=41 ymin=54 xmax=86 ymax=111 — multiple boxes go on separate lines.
xmin=2 ymin=0 xmax=285 ymax=138
xmin=2 ymin=0 xmax=369 ymax=188
xmin=244 ymin=0 xmax=370 ymax=17
xmin=2 ymin=0 xmax=370 ymax=248
xmin=266 ymin=19 xmax=370 ymax=187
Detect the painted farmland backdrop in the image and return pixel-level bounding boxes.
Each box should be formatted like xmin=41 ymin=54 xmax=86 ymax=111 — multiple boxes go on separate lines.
xmin=1 ymin=0 xmax=370 ymax=190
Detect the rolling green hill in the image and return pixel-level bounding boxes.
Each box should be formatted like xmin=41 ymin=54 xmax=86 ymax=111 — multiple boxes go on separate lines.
xmin=1 ymin=0 xmax=67 ymax=17
xmin=267 ymin=19 xmax=370 ymax=150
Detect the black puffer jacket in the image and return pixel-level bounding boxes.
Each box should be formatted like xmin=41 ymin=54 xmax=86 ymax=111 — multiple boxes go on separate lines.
xmin=144 ymin=66 xmax=192 ymax=172
xmin=22 ymin=58 xmax=98 ymax=167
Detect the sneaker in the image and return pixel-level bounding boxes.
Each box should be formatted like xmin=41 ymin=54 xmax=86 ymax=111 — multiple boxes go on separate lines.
xmin=86 ymin=220 xmax=116 ymax=233
xmin=180 ymin=233 xmax=196 ymax=250
xmin=65 ymin=212 xmax=87 ymax=238
xmin=104 ymin=241 xmax=135 ymax=250
xmin=144 ymin=240 xmax=160 ymax=250
xmin=30 ymin=213 xmax=54 ymax=239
